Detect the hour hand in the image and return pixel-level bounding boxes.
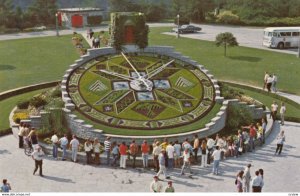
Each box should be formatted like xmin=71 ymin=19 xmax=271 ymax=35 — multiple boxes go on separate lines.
xmin=144 ymin=60 xmax=174 ymax=79
xmin=99 ymin=69 xmax=134 ymax=81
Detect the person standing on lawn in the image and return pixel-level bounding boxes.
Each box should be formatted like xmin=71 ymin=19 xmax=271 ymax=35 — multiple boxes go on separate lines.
xmin=280 ymin=102 xmax=286 ymax=125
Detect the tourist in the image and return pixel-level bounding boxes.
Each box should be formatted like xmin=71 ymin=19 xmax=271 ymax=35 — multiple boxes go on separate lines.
xmin=29 ymin=128 xmax=38 ymax=149
xmin=129 ymin=139 xmax=138 ymax=168
xmin=59 ymin=134 xmax=68 ymax=161
xmin=275 ymin=130 xmax=285 ymax=155
xmin=173 ymin=140 xmax=181 ymax=168
xmin=119 ymin=141 xmax=127 ymax=169
xmin=153 ymin=141 xmax=161 ymax=172
xmin=236 ymin=170 xmax=244 ymax=192
xmin=252 ymin=170 xmax=263 ymax=192
xmin=111 ymin=141 xmax=119 ymax=167
xmin=160 ymin=138 xmax=169 ymax=167
xmin=201 ymin=140 xmax=207 ymax=167
xmin=166 ymin=142 xmax=175 ymax=169
xmin=1 ymin=179 xmax=11 ymax=192
xmin=141 ymin=140 xmax=150 ymax=169
xmin=89 ymin=28 xmax=94 ymax=39
xmin=93 ymin=138 xmax=101 ymax=165
xmin=86 ymin=28 xmax=90 ymax=38
xmin=242 ymin=123 xmax=256 ymax=152
xmin=51 ymin=132 xmax=59 ymax=159
xmin=206 ymin=136 xmax=215 ymax=164
xmin=258 ymin=169 xmax=264 ymax=192
xmin=242 ymin=128 xmax=249 ymax=152
xmin=165 ymin=181 xmax=175 ymax=192
xmin=84 ymin=139 xmax=93 ymax=164
xmin=226 ymin=137 xmax=235 ymax=157
xmin=271 ymin=101 xmax=279 ymax=121
xmin=150 ymin=176 xmax=163 ymax=192
xmin=243 ymin=164 xmax=252 ymax=192
xmin=18 ymin=122 xmax=25 ymax=148
xmin=266 ymin=74 xmax=273 ymax=92
xmin=256 ymin=122 xmax=263 ymax=146
xmin=70 ymin=135 xmax=80 ymax=162
xmin=237 ymin=130 xmax=244 ymax=156
xmin=24 ymin=123 xmax=30 ymax=136
xmin=180 ymin=148 xmax=192 ymax=176
xmin=216 ymin=135 xmax=225 ymax=159
xmin=104 ymin=137 xmax=112 ymax=165
xmin=261 ymin=118 xmax=267 ymax=144
xmin=182 ymin=138 xmax=193 ymax=153
xmin=212 ymin=146 xmax=221 ymax=175
xmin=157 ymin=149 xmax=170 ymax=179
xmin=272 ymin=73 xmax=278 ymax=92
xmin=31 ymin=145 xmax=45 ymax=177
xmin=280 ymin=102 xmax=286 ymax=125
xmin=193 ymin=134 xmax=200 ymax=163
xmin=263 ymin=71 xmax=269 ymax=90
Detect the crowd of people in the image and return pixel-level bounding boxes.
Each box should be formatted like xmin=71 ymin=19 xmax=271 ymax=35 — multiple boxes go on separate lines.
xmin=15 ymin=113 xmax=288 ymax=192
xmin=87 ymin=28 xmax=108 ymax=48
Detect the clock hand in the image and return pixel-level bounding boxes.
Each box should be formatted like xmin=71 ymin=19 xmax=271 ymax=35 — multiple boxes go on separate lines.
xmin=99 ymin=69 xmax=134 ymax=81
xmin=121 ymin=52 xmax=142 ymax=79
xmin=144 ymin=60 xmax=175 ymax=79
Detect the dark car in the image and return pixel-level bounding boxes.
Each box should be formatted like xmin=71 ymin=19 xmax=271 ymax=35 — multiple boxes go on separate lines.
xmin=172 ymin=25 xmax=202 ymax=34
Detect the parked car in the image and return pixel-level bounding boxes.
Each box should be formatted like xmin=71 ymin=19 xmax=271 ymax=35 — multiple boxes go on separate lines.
xmin=172 ymin=25 xmax=201 ymax=34
xmin=33 ymin=26 xmax=47 ymax=31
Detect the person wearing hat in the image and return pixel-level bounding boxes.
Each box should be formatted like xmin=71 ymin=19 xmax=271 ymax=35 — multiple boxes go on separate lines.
xmin=165 ymin=181 xmax=175 ymax=192
xmin=243 ymin=164 xmax=252 ymax=192
xmin=31 ymin=145 xmax=45 ymax=177
xmin=150 ymin=176 xmax=163 ymax=192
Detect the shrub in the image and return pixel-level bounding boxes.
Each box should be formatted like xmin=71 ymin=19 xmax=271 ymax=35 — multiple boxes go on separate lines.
xmin=174 ymin=16 xmax=190 ymax=25
xmin=226 ymin=104 xmax=253 ymax=131
xmin=17 ymin=100 xmax=30 ymax=109
xmin=51 ymin=88 xmax=62 ymax=98
xmin=30 ymin=95 xmax=47 ymax=108
xmin=13 ymin=112 xmax=29 ymax=123
xmin=217 ymin=11 xmax=241 ymax=25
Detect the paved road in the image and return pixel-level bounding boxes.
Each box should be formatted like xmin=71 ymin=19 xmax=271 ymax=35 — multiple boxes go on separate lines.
xmin=164 ymin=24 xmax=299 ymax=55
xmin=1 ymin=120 xmax=299 ymax=192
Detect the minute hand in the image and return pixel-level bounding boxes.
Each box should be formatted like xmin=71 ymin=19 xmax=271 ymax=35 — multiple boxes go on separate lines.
xmin=144 ymin=60 xmax=174 ymax=79
xmin=99 ymin=69 xmax=134 ymax=81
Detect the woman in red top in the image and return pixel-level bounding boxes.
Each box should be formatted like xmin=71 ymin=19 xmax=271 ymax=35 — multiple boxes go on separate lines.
xmin=119 ymin=142 xmax=128 ymax=169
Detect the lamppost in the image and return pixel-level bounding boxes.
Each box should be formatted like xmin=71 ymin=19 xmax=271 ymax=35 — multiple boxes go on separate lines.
xmin=298 ymin=31 xmax=300 ymax=58
xmin=177 ymin=14 xmax=180 ymax=38
xmin=55 ymin=13 xmax=59 ymax=37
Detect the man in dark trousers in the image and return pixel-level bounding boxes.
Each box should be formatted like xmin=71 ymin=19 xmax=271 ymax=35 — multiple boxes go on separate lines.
xmin=31 ymin=145 xmax=45 ymax=177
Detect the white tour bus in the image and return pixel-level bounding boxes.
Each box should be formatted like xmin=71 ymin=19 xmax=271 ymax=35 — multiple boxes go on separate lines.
xmin=263 ymin=27 xmax=300 ymax=49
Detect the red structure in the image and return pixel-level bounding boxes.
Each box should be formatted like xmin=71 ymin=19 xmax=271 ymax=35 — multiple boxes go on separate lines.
xmin=71 ymin=15 xmax=83 ymax=28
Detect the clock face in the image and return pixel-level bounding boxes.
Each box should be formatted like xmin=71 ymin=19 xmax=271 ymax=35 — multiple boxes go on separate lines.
xmin=67 ymin=53 xmax=215 ymax=130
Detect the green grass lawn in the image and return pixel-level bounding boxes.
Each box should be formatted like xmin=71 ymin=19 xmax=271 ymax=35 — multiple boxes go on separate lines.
xmin=0 ymin=35 xmax=79 ymax=93
xmin=0 ymin=88 xmax=50 ymax=132
xmin=148 ymin=27 xmax=300 ymax=95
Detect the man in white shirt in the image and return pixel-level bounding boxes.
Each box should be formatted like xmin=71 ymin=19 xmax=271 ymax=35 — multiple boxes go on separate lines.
xmin=31 ymin=145 xmax=45 ymax=177
xmin=70 ymin=135 xmax=80 ymax=162
xmin=271 ymin=101 xmax=279 ymax=121
xmin=59 ymin=134 xmax=68 ymax=161
xmin=166 ymin=142 xmax=175 ymax=169
xmin=252 ymin=170 xmax=263 ymax=192
xmin=180 ymin=148 xmax=192 ymax=175
xmin=153 ymin=141 xmax=161 ymax=172
xmin=280 ymin=102 xmax=286 ymax=125
xmin=206 ymin=137 xmax=215 ymax=165
xmin=272 ymin=73 xmax=278 ymax=92
xmin=263 ymin=71 xmax=269 ymax=90
xmin=266 ymin=75 xmax=273 ymax=92
xmin=243 ymin=164 xmax=252 ymax=192
xmin=51 ymin=132 xmax=59 ymax=159
xmin=211 ymin=146 xmax=221 ymax=175
xmin=150 ymin=176 xmax=163 ymax=192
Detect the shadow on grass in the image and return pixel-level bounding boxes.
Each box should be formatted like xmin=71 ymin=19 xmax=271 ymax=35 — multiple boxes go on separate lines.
xmin=0 ymin=64 xmax=16 ymax=71
xmin=228 ymin=56 xmax=261 ymax=62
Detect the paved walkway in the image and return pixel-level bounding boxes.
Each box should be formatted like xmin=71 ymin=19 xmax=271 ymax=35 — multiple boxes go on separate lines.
xmin=1 ymin=120 xmax=299 ymax=192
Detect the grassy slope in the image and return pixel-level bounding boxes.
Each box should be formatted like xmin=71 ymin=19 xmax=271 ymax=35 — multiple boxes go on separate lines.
xmin=0 ymin=89 xmax=50 ymax=131
xmin=0 ymin=35 xmax=79 ymax=93
xmin=148 ymin=27 xmax=300 ymax=95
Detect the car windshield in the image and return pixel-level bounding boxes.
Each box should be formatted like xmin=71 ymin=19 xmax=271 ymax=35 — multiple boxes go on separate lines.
xmin=181 ymin=25 xmax=188 ymax=28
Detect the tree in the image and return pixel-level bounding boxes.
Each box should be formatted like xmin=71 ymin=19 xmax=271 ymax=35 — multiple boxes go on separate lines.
xmin=0 ymin=0 xmax=14 ymax=28
xmin=27 ymin=0 xmax=57 ymax=26
xmin=215 ymin=32 xmax=238 ymax=56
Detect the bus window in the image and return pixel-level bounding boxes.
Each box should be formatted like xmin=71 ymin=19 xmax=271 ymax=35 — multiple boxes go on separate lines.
xmin=268 ymin=32 xmax=272 ymax=37
xmin=292 ymin=32 xmax=300 ymax=36
xmin=286 ymin=32 xmax=291 ymax=36
xmin=280 ymin=32 xmax=287 ymax=36
xmin=273 ymin=32 xmax=279 ymax=37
